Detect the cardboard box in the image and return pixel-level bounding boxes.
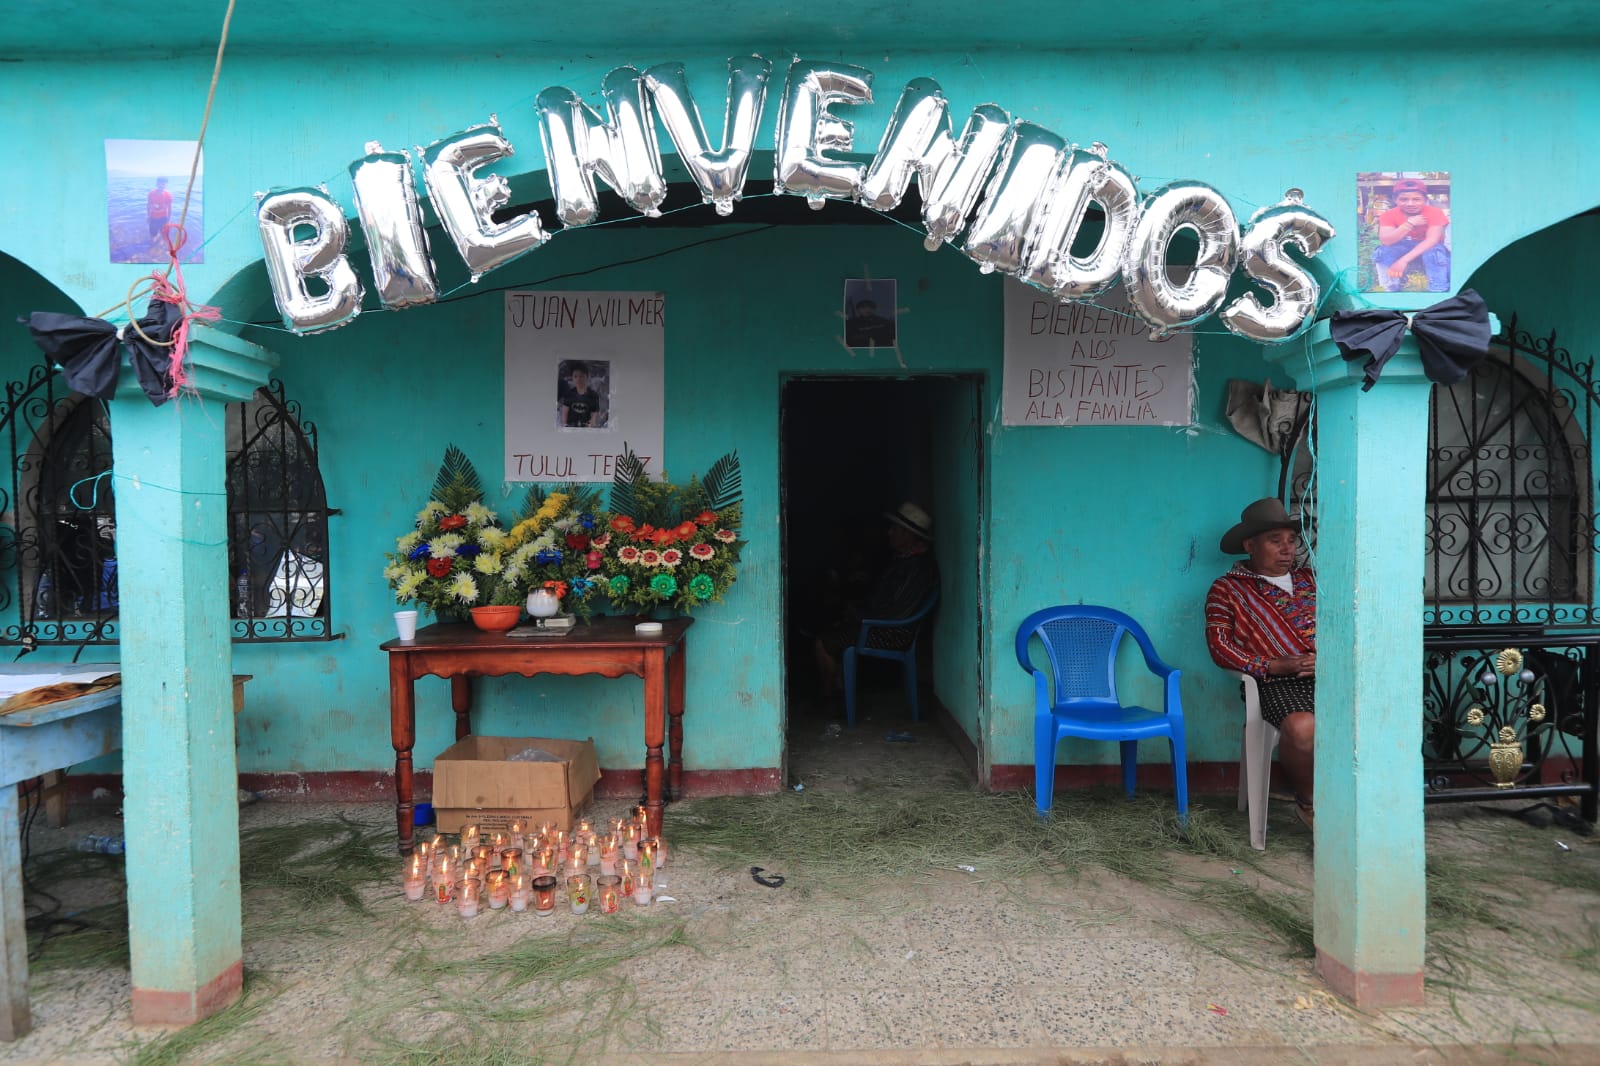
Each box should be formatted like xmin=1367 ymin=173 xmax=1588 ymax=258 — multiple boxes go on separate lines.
xmin=431 ymin=735 xmax=600 ymax=833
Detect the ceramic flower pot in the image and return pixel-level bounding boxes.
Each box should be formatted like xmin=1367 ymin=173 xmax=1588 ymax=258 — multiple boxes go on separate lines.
xmin=526 ymin=589 xmax=561 ymax=619
xmin=470 ymin=604 xmax=522 ymax=633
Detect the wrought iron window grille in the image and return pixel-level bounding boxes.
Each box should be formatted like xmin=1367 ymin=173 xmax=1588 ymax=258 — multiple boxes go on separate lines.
xmin=0 ymin=368 xmax=338 ymax=648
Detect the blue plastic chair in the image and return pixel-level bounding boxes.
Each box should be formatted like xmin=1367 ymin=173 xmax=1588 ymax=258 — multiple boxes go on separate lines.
xmin=843 ymin=590 xmax=940 ymax=727
xmin=1015 ymin=605 xmax=1188 ymax=817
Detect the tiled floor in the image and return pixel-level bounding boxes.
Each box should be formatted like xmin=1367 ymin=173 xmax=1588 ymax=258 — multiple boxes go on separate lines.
xmin=8 ymin=689 xmax=1600 ymax=1063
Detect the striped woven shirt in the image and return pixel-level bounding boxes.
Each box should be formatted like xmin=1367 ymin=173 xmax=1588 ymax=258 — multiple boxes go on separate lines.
xmin=1204 ymin=563 xmax=1317 ymax=680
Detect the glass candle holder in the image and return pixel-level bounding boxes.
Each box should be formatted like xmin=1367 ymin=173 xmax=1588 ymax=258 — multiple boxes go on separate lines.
xmin=599 ymin=834 xmax=620 ymax=876
xmin=532 ymin=847 xmax=554 ymax=878
xmin=509 ymin=822 xmax=526 ymax=852
xmin=500 ymin=847 xmax=525 ymax=880
xmin=455 ymin=878 xmax=482 ymax=919
xmin=509 ymin=874 xmax=530 ymax=912
xmin=596 ymin=874 xmax=621 ymax=914
xmin=433 ymin=861 xmax=454 ymax=903
xmin=643 ymin=837 xmax=666 ymax=870
xmin=638 ymin=840 xmax=658 ymax=883
xmin=630 ymin=858 xmax=653 ymax=905
xmin=568 ymin=845 xmax=588 ymax=876
xmin=567 ymin=872 xmax=592 ymax=915
xmin=485 ymin=870 xmax=509 ymax=910
xmin=460 ymin=825 xmax=480 ymax=854
xmin=403 ymin=858 xmax=427 ymax=902
xmin=472 ymin=844 xmax=496 ymax=871
xmin=622 ymin=824 xmax=640 ymax=861
xmin=532 ymin=875 xmax=558 ymax=916
xmin=555 ymin=831 xmax=571 ymax=867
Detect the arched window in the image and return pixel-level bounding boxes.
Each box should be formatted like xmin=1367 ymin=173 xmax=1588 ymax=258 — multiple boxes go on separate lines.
xmin=1424 ymin=326 xmax=1593 ymax=627
xmin=0 ymin=368 xmax=337 ymax=647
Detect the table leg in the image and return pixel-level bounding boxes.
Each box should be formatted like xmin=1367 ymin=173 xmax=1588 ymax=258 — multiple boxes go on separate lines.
xmin=668 ymin=641 xmax=686 ymax=801
xmin=451 ymin=675 xmax=474 ymax=740
xmin=389 ymin=657 xmax=418 ymax=855
xmin=0 ymin=782 xmax=32 ymax=1040
xmin=643 ymin=647 xmax=667 ymax=838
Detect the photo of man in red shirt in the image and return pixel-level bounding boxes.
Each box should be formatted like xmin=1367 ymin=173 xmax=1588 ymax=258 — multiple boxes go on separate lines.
xmin=1370 ymin=176 xmax=1450 ymax=292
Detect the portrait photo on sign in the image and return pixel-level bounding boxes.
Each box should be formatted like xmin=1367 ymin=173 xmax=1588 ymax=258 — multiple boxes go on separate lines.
xmin=843 ymin=279 xmax=897 ymax=349
xmin=104 ymin=139 xmax=204 ymax=265
xmin=1356 ymin=171 xmax=1451 ymax=294
xmin=556 ymin=359 xmax=610 ymax=429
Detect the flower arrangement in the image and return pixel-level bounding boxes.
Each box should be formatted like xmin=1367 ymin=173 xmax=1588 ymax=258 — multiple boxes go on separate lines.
xmin=600 ymin=446 xmax=744 ymax=614
xmin=498 ymin=484 xmax=608 ymax=620
xmin=384 ymin=446 xmax=523 ymax=615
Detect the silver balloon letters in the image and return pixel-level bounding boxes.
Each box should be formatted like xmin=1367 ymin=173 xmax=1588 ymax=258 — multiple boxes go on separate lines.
xmin=773 ymin=60 xmax=874 ymax=207
xmin=858 ymin=81 xmax=1011 ymax=251
xmin=422 ymin=120 xmax=549 ymax=282
xmin=963 ymin=123 xmax=1067 ymax=276
xmin=645 ymin=57 xmax=772 ymax=216
xmin=256 ymin=187 xmax=363 ymax=335
xmin=349 ymin=143 xmax=437 ymax=311
xmin=255 ymin=56 xmax=1333 ymax=344
xmin=537 ymin=67 xmax=667 ymax=227
xmin=1123 ymin=181 xmax=1240 ymax=334
xmin=1020 ymin=146 xmax=1139 ymax=301
xmin=1220 ymin=192 xmax=1336 ymax=343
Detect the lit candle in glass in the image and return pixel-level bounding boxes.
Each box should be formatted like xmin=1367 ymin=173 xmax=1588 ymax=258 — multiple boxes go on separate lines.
xmin=599 ymin=834 xmax=620 ymax=876
xmin=509 ymin=874 xmax=530 ymax=912
xmin=403 ymin=855 xmax=427 ymax=901
xmin=455 ymin=877 xmax=481 ymax=919
xmin=568 ymin=844 xmax=588 ymax=876
xmin=532 ymin=847 xmax=553 ymax=878
xmin=555 ymin=831 xmax=571 ymax=867
xmin=630 ymin=861 xmax=653 ymax=906
xmin=485 ymin=870 xmax=509 ymax=910
xmin=567 ymin=872 xmax=592 ymax=915
xmin=501 ymin=847 xmax=524 ymax=880
xmin=472 ymin=844 xmax=495 ymax=872
xmin=532 ymin=874 xmax=558 ymax=916
xmin=509 ymin=821 xmax=526 ymax=851
xmin=433 ymin=859 xmax=453 ymax=903
xmin=622 ymin=823 xmax=640 ymax=861
xmin=596 ymin=874 xmax=621 ymax=914
xmin=647 ymin=836 xmax=667 ymax=869
xmin=639 ymin=839 xmax=659 ymax=879
xmin=460 ymin=825 xmax=480 ymax=854
xmin=620 ymin=860 xmax=634 ymax=897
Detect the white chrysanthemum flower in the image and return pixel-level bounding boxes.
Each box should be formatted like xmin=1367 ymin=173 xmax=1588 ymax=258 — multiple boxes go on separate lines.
xmin=475 ymin=552 xmax=503 ymax=576
xmin=480 ymin=527 xmax=508 ymax=551
xmin=417 ymin=502 xmax=446 ymax=526
xmin=396 ymin=531 xmax=423 ymax=551
xmin=554 ymin=516 xmax=577 ymax=532
xmin=383 ymin=563 xmax=407 ymax=582
xmin=451 ymin=573 xmax=480 ymax=603
xmin=429 ymin=533 xmax=465 ymax=558
xmin=396 ymin=572 xmax=425 ymax=599
xmin=464 ymin=502 xmax=497 ymax=527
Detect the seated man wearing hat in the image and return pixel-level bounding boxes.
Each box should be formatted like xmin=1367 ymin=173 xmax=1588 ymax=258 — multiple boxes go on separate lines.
xmin=813 ymin=502 xmax=939 ymax=704
xmin=1205 ymin=498 xmax=1318 ymax=828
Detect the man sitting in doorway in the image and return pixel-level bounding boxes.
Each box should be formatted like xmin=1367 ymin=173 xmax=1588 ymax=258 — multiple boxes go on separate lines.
xmin=1205 ymin=498 xmax=1318 ymax=830
xmin=813 ymin=501 xmax=939 ymax=705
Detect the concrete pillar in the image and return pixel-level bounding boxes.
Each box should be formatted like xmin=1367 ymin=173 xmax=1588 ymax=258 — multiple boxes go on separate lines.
xmin=109 ymin=328 xmax=274 ymax=1026
xmin=1268 ymin=322 xmax=1433 ymax=1007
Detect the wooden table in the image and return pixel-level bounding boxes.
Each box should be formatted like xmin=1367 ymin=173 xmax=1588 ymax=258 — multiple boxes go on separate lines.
xmin=380 ymin=617 xmax=692 ymax=855
xmin=0 ymin=665 xmax=122 ymax=1041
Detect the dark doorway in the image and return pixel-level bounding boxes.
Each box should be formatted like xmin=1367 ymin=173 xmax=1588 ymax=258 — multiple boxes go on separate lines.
xmin=779 ymin=375 xmax=985 ymax=768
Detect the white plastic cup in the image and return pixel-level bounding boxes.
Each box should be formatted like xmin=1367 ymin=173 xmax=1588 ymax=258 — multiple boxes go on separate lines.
xmin=394 ymin=610 xmax=418 ymax=641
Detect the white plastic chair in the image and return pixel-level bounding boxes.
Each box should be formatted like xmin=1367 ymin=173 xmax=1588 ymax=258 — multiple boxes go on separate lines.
xmin=1233 ymin=671 xmax=1280 ymax=851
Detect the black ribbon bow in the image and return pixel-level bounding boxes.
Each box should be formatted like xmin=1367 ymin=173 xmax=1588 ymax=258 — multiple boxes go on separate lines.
xmin=1329 ymin=288 xmax=1493 ymax=392
xmin=19 ymin=298 xmax=183 ymax=406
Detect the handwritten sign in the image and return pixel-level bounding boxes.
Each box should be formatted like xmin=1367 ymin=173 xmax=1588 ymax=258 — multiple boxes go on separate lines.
xmin=503 ymin=291 xmax=665 ymax=481
xmin=1002 ymin=279 xmax=1193 ymax=427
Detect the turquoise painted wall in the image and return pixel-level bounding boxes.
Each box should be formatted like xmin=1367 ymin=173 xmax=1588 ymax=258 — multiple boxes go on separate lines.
xmin=927 ymin=376 xmax=984 ymax=747
xmin=3 ymin=44 xmax=1598 ymax=779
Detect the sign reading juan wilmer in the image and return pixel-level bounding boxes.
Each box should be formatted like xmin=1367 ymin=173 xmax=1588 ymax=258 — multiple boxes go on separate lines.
xmin=1002 ymin=278 xmax=1194 ymax=427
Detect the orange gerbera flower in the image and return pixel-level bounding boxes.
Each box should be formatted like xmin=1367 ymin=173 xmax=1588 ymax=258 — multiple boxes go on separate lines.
xmin=676 ymin=521 xmax=698 ymax=539
xmin=610 ymin=516 xmax=636 ymax=534
xmin=652 ymin=528 xmax=677 ymax=546
xmin=695 ymin=510 xmax=718 ymax=526
xmin=438 ymin=514 xmax=468 ymax=531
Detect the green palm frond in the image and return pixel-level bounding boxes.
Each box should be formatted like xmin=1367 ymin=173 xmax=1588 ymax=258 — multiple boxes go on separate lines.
xmin=609 ymin=445 xmax=648 ymax=521
xmin=430 ymin=445 xmax=483 ymax=512
xmin=516 ymin=484 xmax=549 ymax=521
xmin=701 ymin=451 xmax=742 ymax=512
